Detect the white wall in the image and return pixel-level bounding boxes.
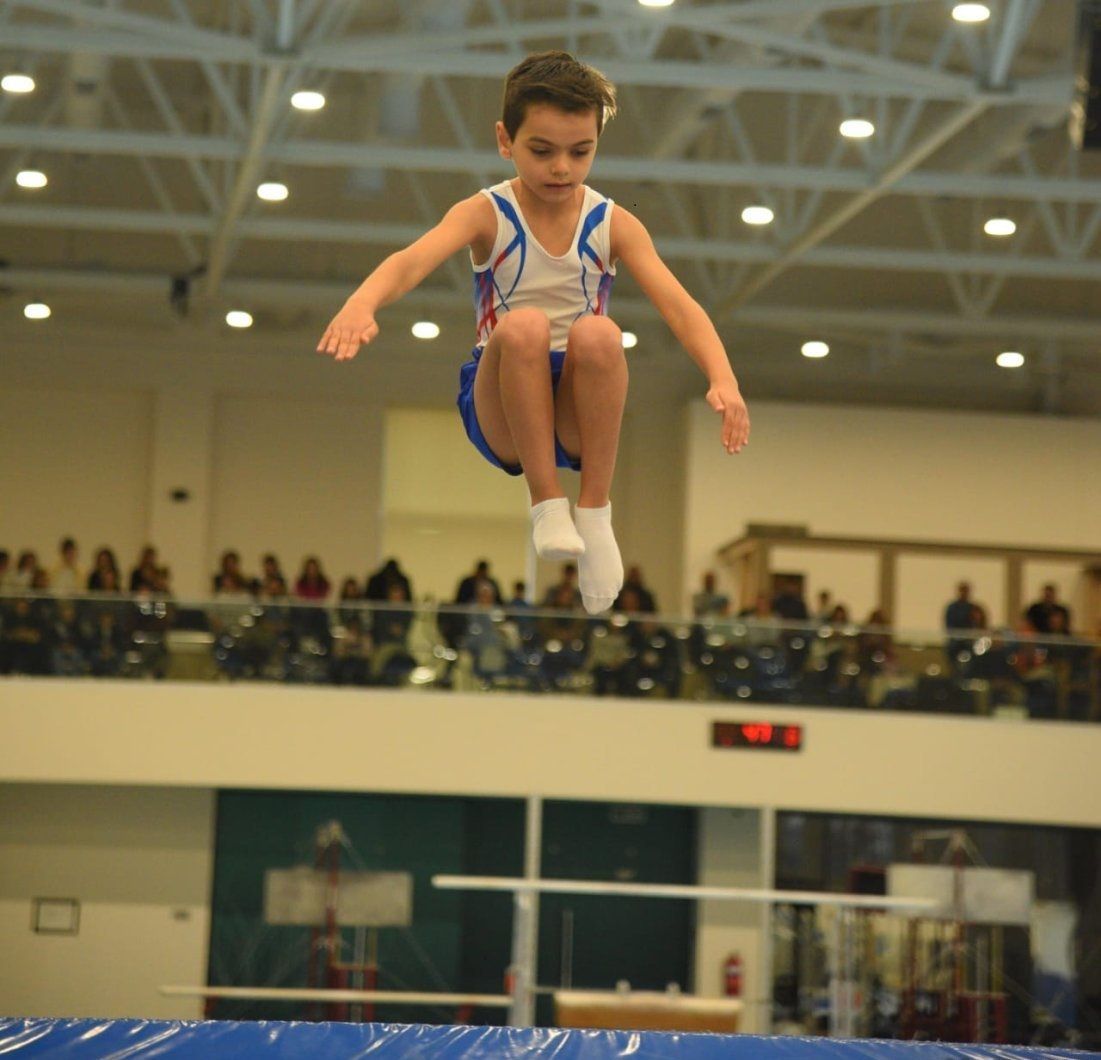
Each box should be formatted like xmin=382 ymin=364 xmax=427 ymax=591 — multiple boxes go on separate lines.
xmin=0 ymin=784 xmax=213 ymax=1019
xmin=4 ymin=678 xmax=1100 ymax=828
xmin=684 ymin=401 xmax=1101 ymax=628
xmin=0 ymin=386 xmax=152 ymax=580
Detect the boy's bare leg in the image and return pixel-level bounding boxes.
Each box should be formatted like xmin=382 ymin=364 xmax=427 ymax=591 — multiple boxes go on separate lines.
xmin=475 ymin=308 xmax=584 ymax=558
xmin=556 ymin=316 xmax=629 ymax=612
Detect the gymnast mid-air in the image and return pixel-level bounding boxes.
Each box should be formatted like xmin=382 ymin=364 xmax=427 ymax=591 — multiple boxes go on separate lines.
xmin=318 ymin=50 xmax=750 ymax=614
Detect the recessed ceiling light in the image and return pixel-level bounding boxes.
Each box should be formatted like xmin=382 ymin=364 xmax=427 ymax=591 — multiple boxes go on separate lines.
xmin=952 ymin=3 xmax=990 ymax=23
xmin=983 ymin=217 xmax=1016 ymax=237
xmin=801 ymin=341 xmax=830 ymax=359
xmin=411 ymin=321 xmax=440 ymax=339
xmin=226 ymin=310 xmax=253 ymax=328
xmin=16 ymin=169 xmax=47 ymax=189
xmin=291 ymin=90 xmax=326 ymax=111
xmin=741 ymin=205 xmax=775 ymax=226
xmin=621 ymin=330 xmax=638 ymax=349
xmin=257 ymin=182 xmax=288 ymax=202
xmin=996 ymin=351 xmax=1025 ymax=369
xmin=24 ymin=302 xmax=51 ymax=320
xmin=638 ymin=0 xmax=675 ymax=6
xmin=839 ymin=118 xmax=875 ymax=139
xmin=1 ymin=73 xmax=35 ymax=94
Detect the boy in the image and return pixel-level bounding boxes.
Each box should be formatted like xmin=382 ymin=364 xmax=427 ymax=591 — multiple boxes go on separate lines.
xmin=318 ymin=51 xmax=749 ymax=614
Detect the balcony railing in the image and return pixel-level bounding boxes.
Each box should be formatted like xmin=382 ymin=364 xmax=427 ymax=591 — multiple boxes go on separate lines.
xmin=1 ymin=592 xmax=1097 ymax=721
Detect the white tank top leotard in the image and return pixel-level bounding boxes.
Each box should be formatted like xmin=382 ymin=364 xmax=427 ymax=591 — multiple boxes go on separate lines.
xmin=471 ymin=180 xmax=616 ymax=352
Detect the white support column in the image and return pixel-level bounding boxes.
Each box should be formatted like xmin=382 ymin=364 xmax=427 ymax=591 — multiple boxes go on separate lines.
xmin=509 ymin=795 xmax=542 ymax=1027
xmin=146 ymin=388 xmax=215 ymax=598
xmin=693 ymin=807 xmax=768 ymax=1034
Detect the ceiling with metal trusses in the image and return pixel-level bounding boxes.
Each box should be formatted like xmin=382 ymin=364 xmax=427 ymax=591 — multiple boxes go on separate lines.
xmin=2 ymin=0 xmax=1100 ymax=414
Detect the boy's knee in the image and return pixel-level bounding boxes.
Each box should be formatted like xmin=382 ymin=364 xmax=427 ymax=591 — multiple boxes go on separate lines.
xmin=497 ymin=309 xmax=551 ymax=353
xmin=569 ymin=315 xmax=624 ymax=366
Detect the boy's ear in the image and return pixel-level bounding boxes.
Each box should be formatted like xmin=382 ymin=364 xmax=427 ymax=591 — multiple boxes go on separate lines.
xmin=495 ymin=120 xmax=512 ymax=159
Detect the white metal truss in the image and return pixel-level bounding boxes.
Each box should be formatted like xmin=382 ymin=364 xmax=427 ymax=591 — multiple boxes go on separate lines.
xmin=0 ymin=0 xmax=1098 ymax=370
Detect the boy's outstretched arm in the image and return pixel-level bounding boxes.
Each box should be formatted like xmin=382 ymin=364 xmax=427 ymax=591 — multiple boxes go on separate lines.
xmin=318 ymin=194 xmax=492 ymax=362
xmin=611 ymin=207 xmax=750 ymax=455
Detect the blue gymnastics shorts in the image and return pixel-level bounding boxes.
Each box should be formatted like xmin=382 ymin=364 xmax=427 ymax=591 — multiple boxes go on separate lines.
xmin=457 ymin=345 xmax=583 ymax=477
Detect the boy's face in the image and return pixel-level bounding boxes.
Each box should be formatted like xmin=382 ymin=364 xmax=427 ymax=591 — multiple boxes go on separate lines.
xmin=497 ymin=103 xmax=599 ymax=203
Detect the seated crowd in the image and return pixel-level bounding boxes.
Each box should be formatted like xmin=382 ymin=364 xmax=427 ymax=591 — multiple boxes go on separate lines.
xmin=0 ymin=538 xmax=1096 ymax=720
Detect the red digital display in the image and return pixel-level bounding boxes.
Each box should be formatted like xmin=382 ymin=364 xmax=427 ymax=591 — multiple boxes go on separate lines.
xmin=712 ymin=721 xmax=803 ymax=751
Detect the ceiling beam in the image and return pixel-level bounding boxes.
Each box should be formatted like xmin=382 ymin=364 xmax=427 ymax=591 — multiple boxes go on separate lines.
xmin=717 ymin=100 xmax=989 ymax=314
xmin=6 ymin=265 xmax=1100 ymax=346
xmin=5 ymin=202 xmax=1101 ymax=284
xmin=1 ymin=124 xmax=1096 ymax=205
xmin=0 ymin=22 xmax=1070 ymax=105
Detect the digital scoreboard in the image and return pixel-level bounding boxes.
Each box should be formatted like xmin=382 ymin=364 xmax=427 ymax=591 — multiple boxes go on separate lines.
xmin=712 ymin=721 xmax=804 ymax=752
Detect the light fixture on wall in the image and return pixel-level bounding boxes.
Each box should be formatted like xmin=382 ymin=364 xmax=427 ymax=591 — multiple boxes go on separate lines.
xmin=995 ymin=351 xmax=1025 ymax=368
xmin=801 ymin=340 xmax=830 ymax=359
xmin=24 ymin=301 xmax=51 ymax=320
xmin=226 ymin=310 xmax=253 ymax=328
xmin=411 ymin=321 xmax=440 ymax=339
xmin=621 ymin=330 xmax=638 ymax=349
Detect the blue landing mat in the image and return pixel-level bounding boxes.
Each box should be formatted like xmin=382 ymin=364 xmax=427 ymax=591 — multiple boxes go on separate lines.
xmin=0 ymin=1019 xmax=1095 ymax=1059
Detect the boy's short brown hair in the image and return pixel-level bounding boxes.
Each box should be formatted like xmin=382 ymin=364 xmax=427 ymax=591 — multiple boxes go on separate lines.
xmin=501 ymin=50 xmax=617 ymax=139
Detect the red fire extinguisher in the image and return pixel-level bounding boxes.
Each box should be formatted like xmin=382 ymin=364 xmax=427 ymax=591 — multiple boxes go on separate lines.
xmin=723 ymin=952 xmax=743 ymax=997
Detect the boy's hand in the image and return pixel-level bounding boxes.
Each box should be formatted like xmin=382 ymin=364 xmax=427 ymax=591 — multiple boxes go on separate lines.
xmin=317 ymin=299 xmax=379 ymax=361
xmin=706 ymin=379 xmax=750 ymax=455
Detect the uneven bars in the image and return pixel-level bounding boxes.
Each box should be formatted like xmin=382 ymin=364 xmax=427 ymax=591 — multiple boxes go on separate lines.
xmin=159 ymin=985 xmax=512 ymax=1007
xmin=432 ymin=875 xmax=941 ymax=911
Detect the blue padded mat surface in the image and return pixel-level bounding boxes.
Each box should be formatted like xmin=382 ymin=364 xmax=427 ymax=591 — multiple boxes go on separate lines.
xmin=0 ymin=1020 xmax=1095 ymax=1059
xmin=0 ymin=1025 xmax=1096 ymax=1060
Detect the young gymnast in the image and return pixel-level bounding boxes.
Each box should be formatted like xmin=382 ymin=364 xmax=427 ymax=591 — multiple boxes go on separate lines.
xmin=317 ymin=51 xmax=749 ymax=615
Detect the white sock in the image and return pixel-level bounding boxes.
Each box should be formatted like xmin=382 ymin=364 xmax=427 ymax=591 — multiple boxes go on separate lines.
xmin=531 ymin=497 xmax=585 ymax=560
xmin=574 ymin=503 xmax=623 ymax=615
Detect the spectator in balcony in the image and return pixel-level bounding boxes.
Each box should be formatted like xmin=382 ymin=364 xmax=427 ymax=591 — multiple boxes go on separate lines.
xmin=1026 ymin=583 xmax=1072 ymax=635
xmin=365 ymin=558 xmax=412 ymax=603
xmin=944 ymin=581 xmax=976 ymax=631
xmin=370 ymin=581 xmax=416 ymax=685
xmin=129 ymin=546 xmax=159 ymax=593
xmin=618 ymin=565 xmax=657 ymax=614
xmin=859 ymin=607 xmax=895 ymax=670
xmin=86 ymin=547 xmax=120 ymax=593
xmin=455 ymin=559 xmax=503 ymax=605
xmin=11 ymin=550 xmax=39 ymax=592
xmin=84 ymin=605 xmax=127 ymax=677
xmin=739 ymin=591 xmax=781 ymax=649
xmin=213 ymin=550 xmax=251 ymax=595
xmin=49 ymin=537 xmax=84 ymax=596
xmin=542 ymin=563 xmax=582 ymax=608
xmin=372 ymin=581 xmax=414 ymax=647
xmin=257 ymin=553 xmax=285 ymax=593
xmin=330 ymin=614 xmax=373 ymax=686
xmin=692 ymin=570 xmax=729 ymax=618
xmin=507 ymin=580 xmax=536 ymax=638
xmin=538 ymin=582 xmax=589 ymax=648
xmin=51 ymin=600 xmax=91 ymax=678
xmin=294 ymin=556 xmax=331 ymax=601
xmin=0 ymin=550 xmax=11 ymax=593
xmin=815 ymin=589 xmax=834 ymax=623
xmin=772 ymin=576 xmax=809 ymax=623
xmin=0 ymin=595 xmax=51 ymax=674
xmin=337 ymin=577 xmax=364 ymax=626
xmin=595 ymin=585 xmax=678 ymax=697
